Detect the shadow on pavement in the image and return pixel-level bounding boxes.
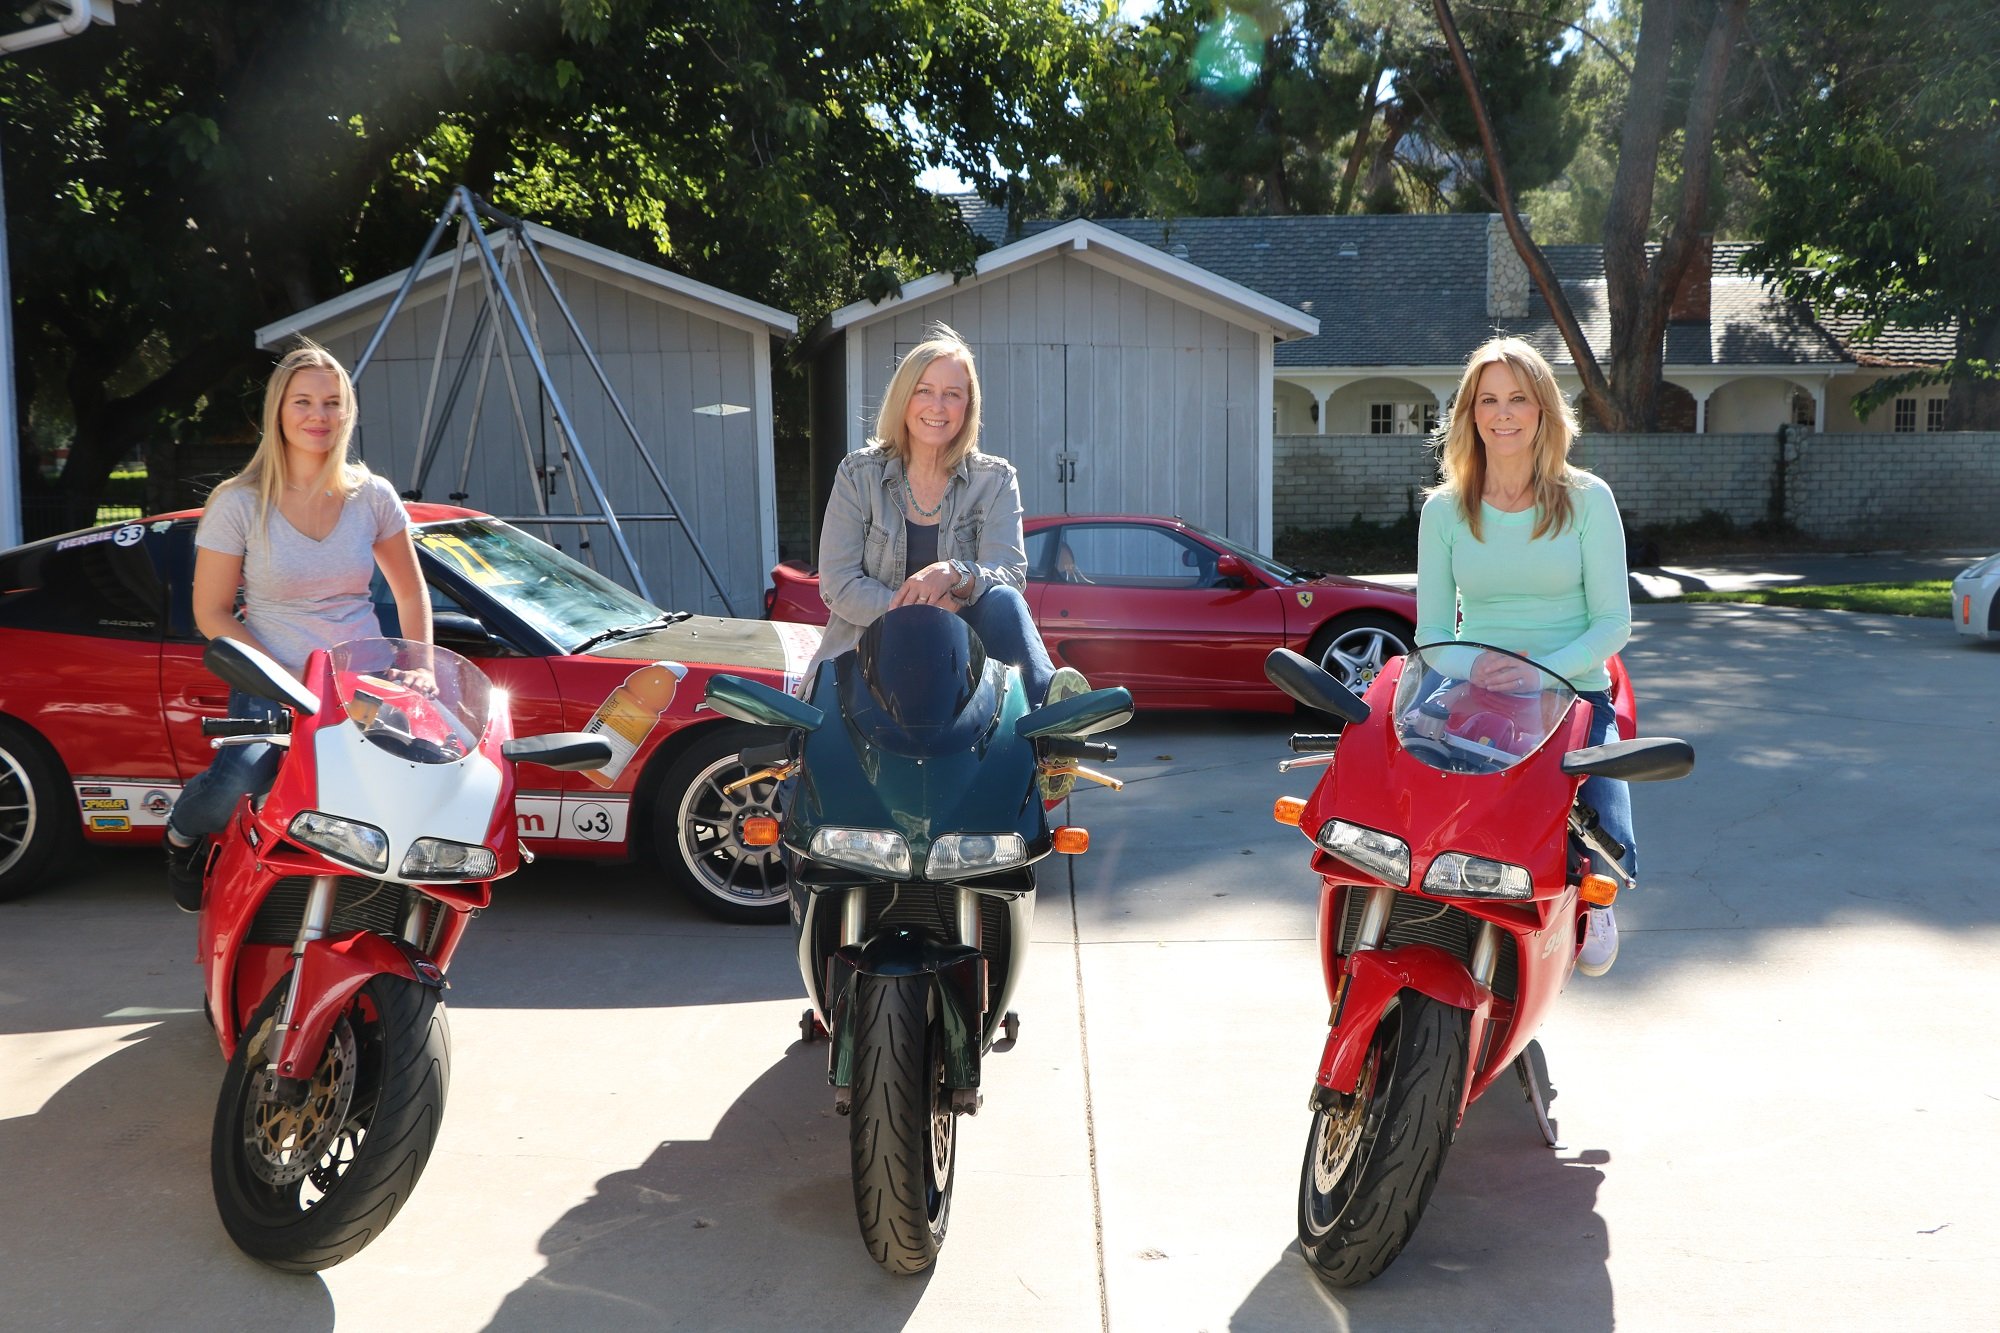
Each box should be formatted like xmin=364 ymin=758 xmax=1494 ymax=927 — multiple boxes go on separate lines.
xmin=1228 ymin=1063 xmax=1612 ymax=1332
xmin=483 ymin=1041 xmax=930 ymax=1333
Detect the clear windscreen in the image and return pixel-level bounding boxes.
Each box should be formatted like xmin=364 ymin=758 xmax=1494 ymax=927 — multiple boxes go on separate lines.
xmin=328 ymin=637 xmax=491 ymax=764
xmin=1390 ymin=642 xmax=1577 ymax=775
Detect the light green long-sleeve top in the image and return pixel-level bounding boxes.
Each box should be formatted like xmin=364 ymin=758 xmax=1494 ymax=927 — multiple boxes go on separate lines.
xmin=1415 ymin=471 xmax=1631 ymax=692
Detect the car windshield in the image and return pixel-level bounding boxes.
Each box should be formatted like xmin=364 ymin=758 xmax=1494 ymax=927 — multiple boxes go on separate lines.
xmin=412 ymin=517 xmax=665 ymax=652
xmin=1184 ymin=523 xmax=1308 ymax=583
xmin=329 ymin=637 xmax=491 ymax=764
xmin=1389 ymin=642 xmax=1577 ymax=775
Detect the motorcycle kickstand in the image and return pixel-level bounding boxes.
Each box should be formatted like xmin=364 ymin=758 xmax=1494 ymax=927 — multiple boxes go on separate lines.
xmin=1514 ymin=1050 xmax=1565 ymax=1150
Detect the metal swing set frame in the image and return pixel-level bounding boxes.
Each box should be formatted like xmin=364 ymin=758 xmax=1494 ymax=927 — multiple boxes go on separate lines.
xmin=346 ymin=185 xmax=736 ymax=614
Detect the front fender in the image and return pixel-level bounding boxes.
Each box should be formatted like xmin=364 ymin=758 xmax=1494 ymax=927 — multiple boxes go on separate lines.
xmin=266 ymin=932 xmax=446 ymax=1081
xmin=1316 ymin=944 xmax=1487 ymax=1095
xmin=827 ymin=929 xmax=986 ymax=1091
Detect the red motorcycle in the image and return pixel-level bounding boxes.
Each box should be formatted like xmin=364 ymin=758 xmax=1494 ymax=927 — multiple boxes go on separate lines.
xmin=1264 ymin=641 xmax=1692 ymax=1286
xmin=193 ymin=636 xmax=609 ymax=1270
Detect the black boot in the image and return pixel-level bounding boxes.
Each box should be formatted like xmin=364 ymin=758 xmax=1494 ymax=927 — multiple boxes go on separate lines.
xmin=165 ymin=834 xmax=208 ymax=913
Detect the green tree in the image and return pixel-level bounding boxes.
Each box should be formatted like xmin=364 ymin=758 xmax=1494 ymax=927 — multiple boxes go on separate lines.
xmin=1739 ymin=0 xmax=2000 ymax=426
xmin=5 ymin=0 xmax=1145 ymax=535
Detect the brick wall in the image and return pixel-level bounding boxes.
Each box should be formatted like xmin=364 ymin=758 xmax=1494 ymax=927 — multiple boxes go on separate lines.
xmin=1276 ymin=431 xmax=2000 ymax=546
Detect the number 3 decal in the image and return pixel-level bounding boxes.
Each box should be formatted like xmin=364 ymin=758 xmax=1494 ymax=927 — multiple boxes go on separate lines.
xmin=571 ymin=802 xmax=614 ymax=840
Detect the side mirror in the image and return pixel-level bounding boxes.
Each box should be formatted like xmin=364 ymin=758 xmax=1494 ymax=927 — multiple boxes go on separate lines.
xmin=1561 ymin=737 xmax=1695 ymax=782
xmin=433 ymin=611 xmax=513 ymax=657
xmin=503 ymin=733 xmax=615 ymax=772
xmin=1214 ymin=553 xmax=1253 ymax=585
xmin=704 ymin=673 xmax=824 ymax=732
xmin=1017 ymin=686 xmax=1135 ymax=739
xmin=202 ymin=638 xmax=320 ymax=716
xmin=1264 ymin=648 xmax=1369 ymax=724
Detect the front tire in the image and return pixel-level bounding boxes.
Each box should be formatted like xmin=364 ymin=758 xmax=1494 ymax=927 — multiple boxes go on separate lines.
xmin=0 ymin=717 xmax=75 ymax=903
xmin=651 ymin=724 xmax=790 ymax=924
xmin=212 ymin=974 xmax=450 ymax=1272
xmin=849 ymin=974 xmax=955 ymax=1274
xmin=1307 ymin=613 xmax=1412 ymax=697
xmin=1297 ymin=991 xmax=1468 ymax=1287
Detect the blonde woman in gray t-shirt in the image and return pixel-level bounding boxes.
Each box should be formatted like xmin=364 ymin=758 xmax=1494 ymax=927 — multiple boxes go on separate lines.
xmin=164 ymin=342 xmax=433 ymax=910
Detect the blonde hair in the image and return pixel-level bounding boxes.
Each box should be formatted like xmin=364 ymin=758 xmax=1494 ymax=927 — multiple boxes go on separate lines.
xmin=215 ymin=340 xmax=368 ymax=516
xmin=873 ymin=323 xmax=982 ymax=471
xmin=1430 ymin=336 xmax=1584 ymax=541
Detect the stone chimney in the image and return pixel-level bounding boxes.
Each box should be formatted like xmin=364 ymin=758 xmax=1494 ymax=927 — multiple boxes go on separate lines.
xmin=1669 ymin=233 xmax=1713 ymax=321
xmin=1486 ymin=214 xmax=1530 ymax=319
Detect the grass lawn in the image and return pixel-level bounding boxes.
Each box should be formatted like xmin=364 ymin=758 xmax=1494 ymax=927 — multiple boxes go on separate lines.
xmin=1659 ymin=581 xmax=1953 ymax=618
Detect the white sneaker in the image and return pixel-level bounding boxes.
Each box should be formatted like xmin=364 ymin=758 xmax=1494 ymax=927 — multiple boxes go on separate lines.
xmin=1578 ymin=905 xmax=1619 ymax=976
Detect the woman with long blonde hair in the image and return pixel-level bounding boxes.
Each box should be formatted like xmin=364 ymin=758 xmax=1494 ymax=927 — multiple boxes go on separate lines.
xmin=1417 ymin=336 xmax=1635 ymax=972
xmin=163 ymin=341 xmax=432 ymax=909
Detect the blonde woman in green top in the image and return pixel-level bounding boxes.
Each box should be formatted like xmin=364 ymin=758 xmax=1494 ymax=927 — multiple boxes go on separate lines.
xmin=1415 ymin=336 xmax=1633 ymax=975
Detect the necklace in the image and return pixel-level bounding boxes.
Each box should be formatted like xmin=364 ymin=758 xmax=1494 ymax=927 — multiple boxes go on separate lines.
xmin=901 ymin=473 xmax=945 ymax=519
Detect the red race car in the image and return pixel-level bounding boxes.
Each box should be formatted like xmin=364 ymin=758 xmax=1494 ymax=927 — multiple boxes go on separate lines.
xmin=768 ymin=514 xmax=1415 ymax=712
xmin=0 ymin=505 xmax=819 ymax=921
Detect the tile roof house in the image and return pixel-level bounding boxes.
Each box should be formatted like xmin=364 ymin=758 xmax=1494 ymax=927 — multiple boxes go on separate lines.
xmin=976 ymin=205 xmax=1958 ymax=437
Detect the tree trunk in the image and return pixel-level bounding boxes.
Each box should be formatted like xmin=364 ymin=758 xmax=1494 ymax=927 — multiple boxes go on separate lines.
xmin=1945 ymin=311 xmax=2000 ymax=430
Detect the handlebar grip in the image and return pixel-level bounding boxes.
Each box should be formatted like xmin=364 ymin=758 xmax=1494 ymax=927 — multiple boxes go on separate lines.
xmin=1288 ymin=733 xmax=1342 ymax=752
xmin=1040 ymin=738 xmax=1116 ymax=762
xmin=202 ymin=716 xmax=288 ymax=737
xmin=738 ymin=741 xmax=793 ymax=769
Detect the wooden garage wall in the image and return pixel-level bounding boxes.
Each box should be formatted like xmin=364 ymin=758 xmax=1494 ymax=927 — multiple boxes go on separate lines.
xmin=847 ymin=252 xmax=1264 ymax=547
xmin=314 ymin=263 xmax=773 ymax=619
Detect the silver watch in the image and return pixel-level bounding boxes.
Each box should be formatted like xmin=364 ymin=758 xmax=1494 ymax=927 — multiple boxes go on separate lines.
xmin=950 ymin=559 xmax=975 ymax=594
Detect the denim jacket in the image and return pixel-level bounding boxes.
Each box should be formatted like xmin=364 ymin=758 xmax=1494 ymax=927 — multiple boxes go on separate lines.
xmin=809 ymin=443 xmax=1027 ymax=673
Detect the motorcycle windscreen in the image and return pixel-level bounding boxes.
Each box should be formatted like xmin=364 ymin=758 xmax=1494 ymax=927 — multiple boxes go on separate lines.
xmin=839 ymin=605 xmax=1000 ymax=758
xmin=1392 ymin=642 xmax=1577 ymax=775
xmin=328 ymin=637 xmax=493 ymax=764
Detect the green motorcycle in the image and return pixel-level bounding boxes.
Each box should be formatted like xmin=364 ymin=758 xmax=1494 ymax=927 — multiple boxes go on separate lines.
xmin=704 ymin=604 xmax=1130 ymax=1274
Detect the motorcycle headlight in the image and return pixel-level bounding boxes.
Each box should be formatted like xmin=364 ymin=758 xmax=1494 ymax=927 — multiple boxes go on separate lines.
xmin=289 ymin=811 xmax=390 ymax=874
xmin=1313 ymin=820 xmax=1410 ymax=886
xmin=809 ymin=827 xmax=912 ymax=878
xmin=1423 ymin=852 xmax=1532 ymax=899
xmin=925 ymin=832 xmax=1028 ymax=879
xmin=398 ymin=837 xmax=499 ymax=882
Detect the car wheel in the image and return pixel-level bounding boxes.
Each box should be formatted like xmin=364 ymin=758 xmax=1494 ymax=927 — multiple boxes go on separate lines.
xmin=650 ymin=723 xmax=790 ymax=924
xmin=0 ymin=716 xmax=76 ymax=902
xmin=1307 ymin=614 xmax=1412 ymax=697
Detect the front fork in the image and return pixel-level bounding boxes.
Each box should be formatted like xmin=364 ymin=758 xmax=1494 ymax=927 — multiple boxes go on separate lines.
xmin=1315 ymin=884 xmax=1498 ymax=1121
xmin=826 ymin=885 xmax=987 ymax=1116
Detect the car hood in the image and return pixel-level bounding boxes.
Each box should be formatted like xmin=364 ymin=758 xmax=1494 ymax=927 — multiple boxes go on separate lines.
xmin=1295 ymin=572 xmax=1414 ymax=596
xmin=585 ymin=615 xmax=822 ymax=689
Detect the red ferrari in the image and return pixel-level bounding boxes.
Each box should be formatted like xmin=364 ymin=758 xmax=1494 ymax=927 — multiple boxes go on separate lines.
xmin=767 ymin=514 xmax=1415 ymax=712
xmin=0 ymin=505 xmax=820 ymax=921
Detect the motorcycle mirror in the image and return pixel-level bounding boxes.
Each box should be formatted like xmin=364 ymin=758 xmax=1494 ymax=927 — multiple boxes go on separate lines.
xmin=1560 ymin=736 xmax=1695 ymax=782
xmin=1017 ymin=686 xmax=1135 ymax=740
xmin=202 ymin=637 xmax=320 ymax=716
xmin=1264 ymin=648 xmax=1370 ymax=724
xmin=704 ymin=673 xmax=823 ymax=733
xmin=503 ymin=732 xmax=616 ymax=772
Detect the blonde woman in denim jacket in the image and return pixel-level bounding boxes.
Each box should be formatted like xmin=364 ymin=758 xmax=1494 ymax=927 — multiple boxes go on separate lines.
xmin=807 ymin=325 xmax=1080 ymax=705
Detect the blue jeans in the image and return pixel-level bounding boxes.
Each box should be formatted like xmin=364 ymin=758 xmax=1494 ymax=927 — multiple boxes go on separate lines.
xmin=167 ymin=690 xmax=287 ymax=840
xmin=1578 ymin=690 xmax=1638 ymax=879
xmin=962 ymin=585 xmax=1057 ymax=704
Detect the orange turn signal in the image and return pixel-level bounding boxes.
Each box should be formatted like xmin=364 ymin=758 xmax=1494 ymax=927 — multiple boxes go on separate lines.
xmin=1273 ymin=796 xmax=1307 ymax=827
xmin=1579 ymin=872 xmax=1619 ymax=906
xmin=1052 ymin=826 xmax=1090 ymax=854
xmin=741 ymin=817 xmax=781 ymax=847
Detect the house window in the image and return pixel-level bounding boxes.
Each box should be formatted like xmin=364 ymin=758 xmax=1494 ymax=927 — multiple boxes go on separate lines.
xmin=1791 ymin=391 xmax=1817 ymax=428
xmin=1369 ymin=402 xmax=1437 ymax=436
xmin=1893 ymin=397 xmax=1916 ymax=432
xmin=1927 ymin=398 xmax=1947 ymax=431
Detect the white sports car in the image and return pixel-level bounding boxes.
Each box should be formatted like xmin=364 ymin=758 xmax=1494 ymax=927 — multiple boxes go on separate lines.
xmin=1951 ymin=553 xmax=2000 ymax=640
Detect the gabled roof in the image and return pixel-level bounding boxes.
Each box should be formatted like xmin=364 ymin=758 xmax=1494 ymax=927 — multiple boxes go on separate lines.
xmin=1017 ymin=215 xmax=1949 ymax=374
xmin=256 ymin=222 xmax=797 ymax=351
xmin=828 ymin=218 xmax=1319 ymax=340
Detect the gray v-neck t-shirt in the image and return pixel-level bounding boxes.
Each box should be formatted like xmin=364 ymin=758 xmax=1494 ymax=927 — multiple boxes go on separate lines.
xmin=195 ymin=473 xmax=410 ymax=674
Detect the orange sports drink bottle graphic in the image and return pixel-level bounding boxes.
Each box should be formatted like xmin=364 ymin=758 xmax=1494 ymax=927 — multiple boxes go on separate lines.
xmin=580 ymin=661 xmax=688 ymax=788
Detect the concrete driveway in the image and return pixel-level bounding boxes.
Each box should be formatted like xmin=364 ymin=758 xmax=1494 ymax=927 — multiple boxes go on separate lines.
xmin=3 ymin=602 xmax=1996 ymax=1331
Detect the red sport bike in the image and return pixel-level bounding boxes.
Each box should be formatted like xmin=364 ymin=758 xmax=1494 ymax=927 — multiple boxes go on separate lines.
xmin=194 ymin=635 xmax=609 ymax=1270
xmin=1264 ymin=641 xmax=1692 ymax=1286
